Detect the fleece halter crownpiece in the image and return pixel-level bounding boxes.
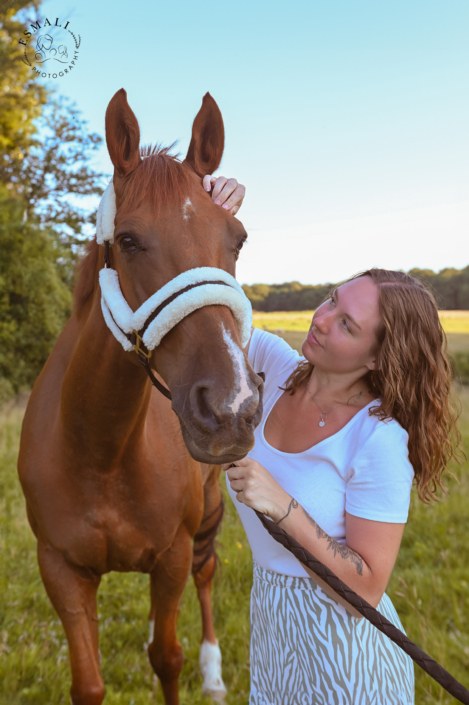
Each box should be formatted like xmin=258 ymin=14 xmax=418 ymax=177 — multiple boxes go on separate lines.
xmin=96 ymin=181 xmax=254 ymax=401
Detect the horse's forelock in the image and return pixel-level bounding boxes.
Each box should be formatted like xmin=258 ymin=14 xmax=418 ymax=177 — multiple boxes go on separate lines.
xmin=118 ymin=144 xmax=191 ymax=216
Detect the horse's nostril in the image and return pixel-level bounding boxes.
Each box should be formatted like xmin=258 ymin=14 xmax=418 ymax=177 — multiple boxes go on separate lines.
xmin=190 ymin=383 xmax=220 ymax=429
xmin=186 ymin=369 xmax=265 ymax=438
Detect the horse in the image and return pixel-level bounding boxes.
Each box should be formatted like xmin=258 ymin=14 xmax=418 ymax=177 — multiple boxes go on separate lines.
xmin=17 ymin=88 xmax=264 ymax=705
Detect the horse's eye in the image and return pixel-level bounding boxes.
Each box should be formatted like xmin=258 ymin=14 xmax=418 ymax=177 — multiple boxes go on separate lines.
xmin=118 ymin=236 xmax=141 ymax=254
xmin=235 ymin=236 xmax=247 ymax=259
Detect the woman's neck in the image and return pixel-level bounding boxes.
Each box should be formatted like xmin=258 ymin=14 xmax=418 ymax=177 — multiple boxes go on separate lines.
xmin=306 ymin=367 xmax=370 ymax=406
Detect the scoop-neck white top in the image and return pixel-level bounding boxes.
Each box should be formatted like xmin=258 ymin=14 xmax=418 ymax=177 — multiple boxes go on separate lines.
xmin=226 ymin=328 xmax=414 ymax=578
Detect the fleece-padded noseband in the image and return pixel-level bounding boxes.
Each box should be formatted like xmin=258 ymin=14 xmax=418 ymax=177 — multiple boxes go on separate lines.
xmin=95 ymin=181 xmax=253 ymax=400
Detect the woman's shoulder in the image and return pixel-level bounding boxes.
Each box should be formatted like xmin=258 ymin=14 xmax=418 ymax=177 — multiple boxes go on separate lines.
xmin=346 ymin=407 xmax=414 ymax=522
xmin=337 ymin=402 xmax=410 ymax=464
xmin=363 ymin=407 xmax=409 ymax=445
xmin=350 ymin=405 xmax=412 ymax=473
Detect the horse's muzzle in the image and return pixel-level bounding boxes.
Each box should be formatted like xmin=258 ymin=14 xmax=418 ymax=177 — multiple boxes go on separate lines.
xmin=172 ymin=372 xmax=264 ymax=464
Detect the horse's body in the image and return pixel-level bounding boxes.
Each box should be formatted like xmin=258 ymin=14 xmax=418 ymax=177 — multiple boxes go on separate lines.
xmin=18 ymin=90 xmax=263 ymax=705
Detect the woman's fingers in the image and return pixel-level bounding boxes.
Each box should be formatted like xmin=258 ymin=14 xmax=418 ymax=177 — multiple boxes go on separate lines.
xmin=203 ymin=175 xmax=246 ymax=214
xmin=226 ymin=466 xmax=244 ymax=482
xmin=228 ymin=478 xmax=245 ymax=493
xmin=214 ymin=178 xmax=241 ymax=208
xmin=212 ymin=177 xmax=230 ymax=203
xmin=203 ymin=175 xmax=216 ymax=192
xmin=202 ymin=174 xmax=212 ymax=191
xmin=230 ymin=457 xmax=250 ymax=467
xmin=221 ymin=183 xmax=246 ymax=214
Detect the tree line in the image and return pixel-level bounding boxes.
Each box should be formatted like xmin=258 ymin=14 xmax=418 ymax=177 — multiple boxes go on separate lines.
xmin=0 ymin=0 xmax=107 ymax=404
xmin=242 ymin=267 xmax=469 ymax=312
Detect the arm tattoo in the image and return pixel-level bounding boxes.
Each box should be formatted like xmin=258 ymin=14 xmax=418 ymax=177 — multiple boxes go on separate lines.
xmin=302 ymin=508 xmax=364 ymax=576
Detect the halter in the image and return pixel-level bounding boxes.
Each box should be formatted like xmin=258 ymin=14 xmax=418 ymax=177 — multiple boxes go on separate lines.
xmin=96 ymin=181 xmax=254 ymax=401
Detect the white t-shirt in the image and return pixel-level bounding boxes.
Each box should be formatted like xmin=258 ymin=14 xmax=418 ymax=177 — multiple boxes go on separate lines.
xmin=226 ymin=328 xmax=414 ymax=578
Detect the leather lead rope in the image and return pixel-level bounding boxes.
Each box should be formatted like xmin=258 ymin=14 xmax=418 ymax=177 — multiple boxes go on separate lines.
xmin=254 ymin=510 xmax=469 ymax=704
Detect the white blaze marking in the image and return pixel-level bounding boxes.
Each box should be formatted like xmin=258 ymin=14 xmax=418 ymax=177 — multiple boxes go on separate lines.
xmin=148 ymin=621 xmax=154 ymax=646
xmin=200 ymin=639 xmax=227 ymax=699
xmin=182 ymin=197 xmax=193 ymax=220
xmin=222 ymin=325 xmax=254 ymax=414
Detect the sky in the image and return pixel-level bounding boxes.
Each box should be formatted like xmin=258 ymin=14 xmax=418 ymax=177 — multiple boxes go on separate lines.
xmin=18 ymin=0 xmax=469 ymax=285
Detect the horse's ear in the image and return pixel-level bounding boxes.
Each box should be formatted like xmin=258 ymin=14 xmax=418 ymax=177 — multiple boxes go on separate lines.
xmin=105 ymin=88 xmax=141 ymax=177
xmin=184 ymin=93 xmax=224 ymax=177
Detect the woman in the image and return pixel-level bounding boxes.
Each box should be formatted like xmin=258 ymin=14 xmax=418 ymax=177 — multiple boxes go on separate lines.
xmin=204 ymin=175 xmax=459 ymax=705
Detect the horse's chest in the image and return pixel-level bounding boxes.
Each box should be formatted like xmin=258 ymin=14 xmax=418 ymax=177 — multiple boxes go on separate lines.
xmin=96 ymin=506 xmax=171 ymax=572
xmin=37 ymin=468 xmax=199 ymax=575
xmin=62 ymin=502 xmax=179 ymax=574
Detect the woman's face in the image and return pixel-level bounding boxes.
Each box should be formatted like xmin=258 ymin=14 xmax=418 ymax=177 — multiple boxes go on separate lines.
xmin=302 ymin=276 xmax=381 ymax=376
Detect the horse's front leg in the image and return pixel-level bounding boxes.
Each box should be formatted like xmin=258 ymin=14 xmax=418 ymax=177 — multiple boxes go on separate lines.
xmin=148 ymin=525 xmax=193 ymax=705
xmin=37 ymin=541 xmax=104 ymax=705
xmin=192 ymin=466 xmax=226 ymax=703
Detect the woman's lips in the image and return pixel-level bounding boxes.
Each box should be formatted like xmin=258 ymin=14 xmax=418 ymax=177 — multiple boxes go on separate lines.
xmin=307 ymin=330 xmax=321 ymax=347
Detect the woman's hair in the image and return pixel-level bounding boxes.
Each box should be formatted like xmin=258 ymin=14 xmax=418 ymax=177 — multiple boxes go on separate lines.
xmin=282 ymin=268 xmax=461 ymax=503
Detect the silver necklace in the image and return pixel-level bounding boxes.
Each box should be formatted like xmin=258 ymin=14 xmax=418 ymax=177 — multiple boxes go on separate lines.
xmin=306 ymin=381 xmax=366 ymax=427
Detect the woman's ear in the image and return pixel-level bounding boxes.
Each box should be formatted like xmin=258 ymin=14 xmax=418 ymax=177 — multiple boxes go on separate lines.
xmin=184 ymin=93 xmax=225 ymax=177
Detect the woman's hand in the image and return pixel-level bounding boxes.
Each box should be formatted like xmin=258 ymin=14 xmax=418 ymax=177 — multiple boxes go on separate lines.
xmin=224 ymin=458 xmax=291 ymax=522
xmin=203 ymin=175 xmax=245 ymax=215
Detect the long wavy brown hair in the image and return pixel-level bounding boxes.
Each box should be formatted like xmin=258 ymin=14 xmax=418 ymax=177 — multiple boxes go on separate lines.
xmin=282 ymin=268 xmax=461 ymax=503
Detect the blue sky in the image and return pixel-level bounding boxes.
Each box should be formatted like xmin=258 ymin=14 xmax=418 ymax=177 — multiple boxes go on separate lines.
xmin=22 ymin=0 xmax=469 ymax=284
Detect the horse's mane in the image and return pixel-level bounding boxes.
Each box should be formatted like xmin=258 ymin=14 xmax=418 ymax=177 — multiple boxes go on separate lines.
xmin=73 ymin=145 xmax=191 ymax=312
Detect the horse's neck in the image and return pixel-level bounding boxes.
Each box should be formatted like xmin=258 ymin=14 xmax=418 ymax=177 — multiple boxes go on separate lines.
xmin=60 ymin=293 xmax=152 ymax=466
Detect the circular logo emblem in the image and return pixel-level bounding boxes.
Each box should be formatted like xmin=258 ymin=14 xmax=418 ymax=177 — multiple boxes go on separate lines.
xmin=19 ymin=17 xmax=81 ymax=80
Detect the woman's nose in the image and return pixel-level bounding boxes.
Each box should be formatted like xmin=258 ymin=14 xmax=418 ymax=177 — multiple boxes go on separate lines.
xmin=313 ymin=311 xmax=332 ymax=333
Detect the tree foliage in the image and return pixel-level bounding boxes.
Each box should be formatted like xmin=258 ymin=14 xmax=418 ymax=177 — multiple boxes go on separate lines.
xmin=0 ymin=186 xmax=72 ymax=400
xmin=243 ymin=267 xmax=469 ymax=312
xmin=0 ymin=1 xmax=46 ymax=158
xmin=0 ymin=1 xmax=108 ymax=401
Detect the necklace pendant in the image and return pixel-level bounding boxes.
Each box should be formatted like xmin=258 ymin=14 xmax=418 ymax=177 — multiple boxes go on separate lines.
xmin=319 ymin=420 xmax=326 ymax=427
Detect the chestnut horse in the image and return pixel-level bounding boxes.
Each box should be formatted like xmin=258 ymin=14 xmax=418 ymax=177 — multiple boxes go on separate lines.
xmin=18 ymin=89 xmax=264 ymax=705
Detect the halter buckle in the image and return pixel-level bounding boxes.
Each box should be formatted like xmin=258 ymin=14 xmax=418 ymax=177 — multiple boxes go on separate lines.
xmin=132 ymin=330 xmax=151 ymax=359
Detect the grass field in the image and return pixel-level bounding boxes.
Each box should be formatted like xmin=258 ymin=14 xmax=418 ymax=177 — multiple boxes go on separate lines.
xmin=1 ymin=348 xmax=469 ymax=703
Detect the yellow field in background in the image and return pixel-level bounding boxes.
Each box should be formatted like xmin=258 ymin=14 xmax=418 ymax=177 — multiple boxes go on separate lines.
xmin=253 ymin=310 xmax=469 ymax=334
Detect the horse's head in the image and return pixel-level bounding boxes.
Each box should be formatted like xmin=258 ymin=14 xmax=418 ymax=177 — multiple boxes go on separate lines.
xmin=102 ymin=88 xmax=264 ymax=463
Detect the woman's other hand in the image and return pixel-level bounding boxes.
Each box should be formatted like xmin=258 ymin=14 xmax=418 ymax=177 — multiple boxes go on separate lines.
xmin=224 ymin=458 xmax=291 ymax=522
xmin=203 ymin=175 xmax=245 ymax=215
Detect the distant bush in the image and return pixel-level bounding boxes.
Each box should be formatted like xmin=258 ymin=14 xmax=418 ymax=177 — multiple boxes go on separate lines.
xmin=243 ymin=281 xmax=333 ymax=312
xmin=452 ymin=352 xmax=469 ymax=385
xmin=243 ymin=266 xmax=469 ymax=312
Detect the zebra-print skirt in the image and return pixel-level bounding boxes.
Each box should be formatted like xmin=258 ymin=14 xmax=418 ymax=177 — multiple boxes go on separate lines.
xmin=250 ymin=563 xmax=414 ymax=705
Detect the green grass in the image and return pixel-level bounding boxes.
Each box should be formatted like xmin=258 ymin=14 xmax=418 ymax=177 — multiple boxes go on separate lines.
xmin=253 ymin=310 xmax=469 ymax=335
xmin=1 ymin=383 xmax=468 ymax=704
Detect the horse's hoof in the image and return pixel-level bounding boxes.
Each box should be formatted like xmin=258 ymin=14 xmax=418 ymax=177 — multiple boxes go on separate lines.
xmin=199 ymin=639 xmax=227 ymax=702
xmin=202 ymin=687 xmax=227 ymax=704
